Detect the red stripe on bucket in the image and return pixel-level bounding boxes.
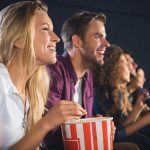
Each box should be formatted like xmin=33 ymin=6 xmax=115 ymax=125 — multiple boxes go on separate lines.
xmin=83 ymin=123 xmax=92 ymax=150
xmin=92 ymin=122 xmax=98 ymax=150
xmin=70 ymin=124 xmax=77 ymax=138
xmin=110 ymin=121 xmax=113 ymax=150
xmin=102 ymin=121 xmax=108 ymax=150
xmin=64 ymin=139 xmax=80 ymax=150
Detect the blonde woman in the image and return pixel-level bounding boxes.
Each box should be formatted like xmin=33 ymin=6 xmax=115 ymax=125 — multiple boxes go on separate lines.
xmin=0 ymin=1 xmax=86 ymax=150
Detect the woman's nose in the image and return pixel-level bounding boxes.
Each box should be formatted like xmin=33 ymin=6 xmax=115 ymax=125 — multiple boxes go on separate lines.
xmin=51 ymin=31 xmax=60 ymax=43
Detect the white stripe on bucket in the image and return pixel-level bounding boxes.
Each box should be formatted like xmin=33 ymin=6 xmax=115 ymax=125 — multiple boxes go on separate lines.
xmin=107 ymin=120 xmax=111 ymax=150
xmin=65 ymin=124 xmax=71 ymax=138
xmin=76 ymin=124 xmax=85 ymax=150
xmin=96 ymin=121 xmax=104 ymax=150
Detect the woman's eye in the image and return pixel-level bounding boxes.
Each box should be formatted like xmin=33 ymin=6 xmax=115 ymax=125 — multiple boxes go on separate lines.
xmin=42 ymin=27 xmax=49 ymax=31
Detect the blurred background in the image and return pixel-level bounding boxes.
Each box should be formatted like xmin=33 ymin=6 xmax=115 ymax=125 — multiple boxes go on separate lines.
xmin=1 ymin=0 xmax=150 ymax=89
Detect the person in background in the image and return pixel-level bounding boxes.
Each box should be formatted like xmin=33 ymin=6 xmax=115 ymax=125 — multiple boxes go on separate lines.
xmin=124 ymin=52 xmax=149 ymax=108
xmin=93 ymin=45 xmax=150 ymax=150
xmin=136 ymin=67 xmax=146 ymax=88
xmin=44 ymin=12 xmax=140 ymax=150
xmin=128 ymin=66 xmax=150 ymax=139
xmin=129 ymin=67 xmax=148 ymax=105
xmin=0 ymin=1 xmax=86 ymax=150
xmin=124 ymin=52 xmax=147 ymax=105
xmin=124 ymin=52 xmax=148 ymax=107
xmin=124 ymin=52 xmax=137 ymax=78
xmin=124 ymin=52 xmax=137 ymax=96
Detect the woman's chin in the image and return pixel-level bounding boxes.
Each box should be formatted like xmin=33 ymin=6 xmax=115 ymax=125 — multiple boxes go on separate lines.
xmin=50 ymin=58 xmax=57 ymax=64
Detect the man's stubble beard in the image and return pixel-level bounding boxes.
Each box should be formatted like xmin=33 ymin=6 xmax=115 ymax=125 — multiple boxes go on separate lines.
xmin=81 ymin=52 xmax=104 ymax=70
xmin=80 ymin=42 xmax=104 ymax=69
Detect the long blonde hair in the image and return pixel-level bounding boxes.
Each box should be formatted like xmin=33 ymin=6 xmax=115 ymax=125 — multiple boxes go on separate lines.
xmin=0 ymin=0 xmax=50 ymax=130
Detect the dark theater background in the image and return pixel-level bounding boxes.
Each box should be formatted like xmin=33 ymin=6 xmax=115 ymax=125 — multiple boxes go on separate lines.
xmin=1 ymin=0 xmax=150 ymax=89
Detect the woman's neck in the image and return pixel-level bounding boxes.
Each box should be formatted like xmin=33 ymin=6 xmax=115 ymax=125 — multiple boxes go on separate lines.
xmin=6 ymin=59 xmax=29 ymax=102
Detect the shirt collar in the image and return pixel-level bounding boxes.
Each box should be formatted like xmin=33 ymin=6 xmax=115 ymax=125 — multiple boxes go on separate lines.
xmin=62 ymin=51 xmax=88 ymax=83
xmin=0 ymin=63 xmax=19 ymax=95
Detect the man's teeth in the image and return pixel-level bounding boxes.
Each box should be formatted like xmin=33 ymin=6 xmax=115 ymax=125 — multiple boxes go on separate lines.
xmin=97 ymin=51 xmax=104 ymax=54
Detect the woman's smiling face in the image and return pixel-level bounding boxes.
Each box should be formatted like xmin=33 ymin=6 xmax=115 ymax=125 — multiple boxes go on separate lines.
xmin=33 ymin=10 xmax=60 ymax=66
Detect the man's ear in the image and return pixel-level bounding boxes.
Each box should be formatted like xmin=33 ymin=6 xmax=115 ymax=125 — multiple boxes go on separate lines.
xmin=72 ymin=34 xmax=82 ymax=48
xmin=14 ymin=38 xmax=25 ymax=49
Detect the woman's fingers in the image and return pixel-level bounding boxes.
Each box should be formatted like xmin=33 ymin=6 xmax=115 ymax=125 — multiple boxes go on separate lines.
xmin=60 ymin=100 xmax=87 ymax=115
xmin=96 ymin=114 xmax=103 ymax=117
xmin=47 ymin=100 xmax=87 ymax=127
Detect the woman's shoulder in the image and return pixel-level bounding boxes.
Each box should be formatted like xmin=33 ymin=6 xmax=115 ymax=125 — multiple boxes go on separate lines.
xmin=0 ymin=63 xmax=17 ymax=99
xmin=0 ymin=64 xmax=10 ymax=92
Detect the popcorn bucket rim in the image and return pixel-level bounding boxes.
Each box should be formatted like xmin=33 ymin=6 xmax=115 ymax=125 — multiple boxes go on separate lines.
xmin=63 ymin=117 xmax=113 ymax=125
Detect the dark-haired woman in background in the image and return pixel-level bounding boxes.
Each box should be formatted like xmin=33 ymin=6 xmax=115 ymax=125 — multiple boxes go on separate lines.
xmin=93 ymin=45 xmax=150 ymax=150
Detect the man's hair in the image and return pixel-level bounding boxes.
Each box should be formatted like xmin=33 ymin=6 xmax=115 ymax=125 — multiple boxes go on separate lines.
xmin=61 ymin=11 xmax=106 ymax=50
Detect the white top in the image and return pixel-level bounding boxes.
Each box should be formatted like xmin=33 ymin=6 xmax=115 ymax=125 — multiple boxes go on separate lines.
xmin=0 ymin=63 xmax=29 ymax=150
xmin=73 ymin=78 xmax=82 ymax=105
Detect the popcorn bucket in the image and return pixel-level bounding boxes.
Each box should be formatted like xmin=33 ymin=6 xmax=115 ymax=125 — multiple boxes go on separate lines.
xmin=61 ymin=117 xmax=113 ymax=150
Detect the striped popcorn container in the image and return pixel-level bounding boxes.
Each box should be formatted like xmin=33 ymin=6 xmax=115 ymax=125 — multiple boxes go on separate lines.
xmin=61 ymin=117 xmax=113 ymax=150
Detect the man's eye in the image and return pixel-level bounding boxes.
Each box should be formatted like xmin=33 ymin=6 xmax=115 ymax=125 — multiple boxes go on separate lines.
xmin=95 ymin=35 xmax=100 ymax=38
xmin=95 ymin=35 xmax=102 ymax=39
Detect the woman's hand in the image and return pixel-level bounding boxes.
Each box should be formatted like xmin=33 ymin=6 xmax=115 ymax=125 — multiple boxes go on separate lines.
xmin=9 ymin=101 xmax=86 ymax=150
xmin=44 ymin=100 xmax=87 ymax=131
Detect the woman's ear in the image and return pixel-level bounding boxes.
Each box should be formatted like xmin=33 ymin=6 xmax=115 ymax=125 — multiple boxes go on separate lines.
xmin=14 ymin=38 xmax=25 ymax=49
